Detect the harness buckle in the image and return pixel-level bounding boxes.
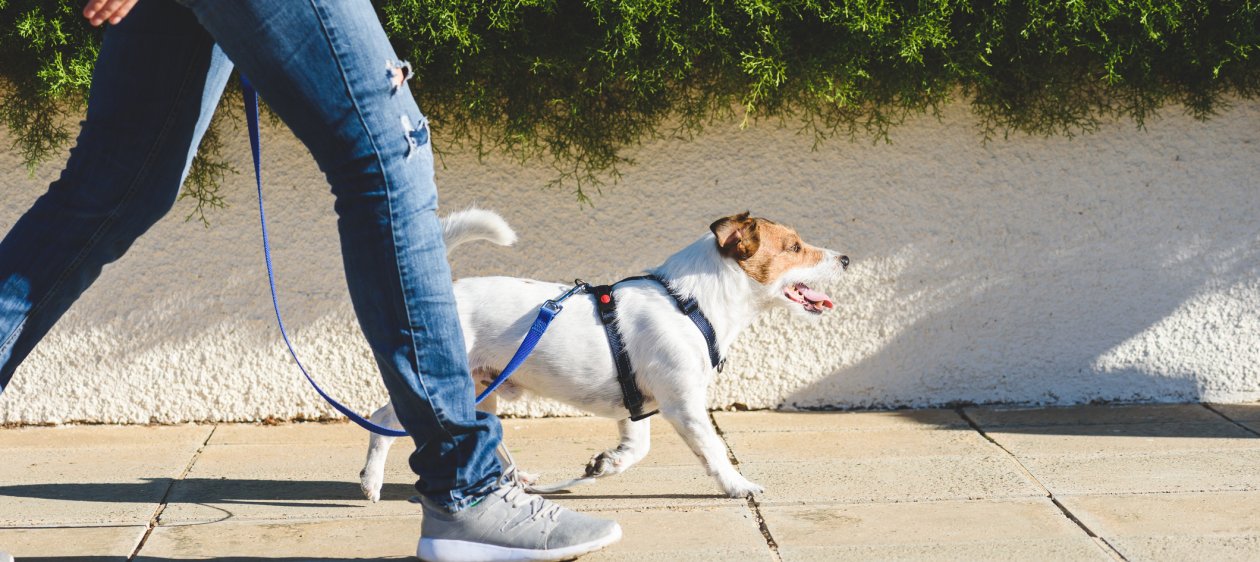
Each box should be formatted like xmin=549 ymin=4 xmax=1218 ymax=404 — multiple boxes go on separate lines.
xmin=677 ymin=297 xmax=699 ymax=315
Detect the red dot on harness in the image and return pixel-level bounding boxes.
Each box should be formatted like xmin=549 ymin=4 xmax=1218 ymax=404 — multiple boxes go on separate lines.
xmin=600 ymin=294 xmax=611 ymax=304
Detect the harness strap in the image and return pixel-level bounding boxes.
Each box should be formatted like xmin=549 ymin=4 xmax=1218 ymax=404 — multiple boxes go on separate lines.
xmin=590 ymin=284 xmax=658 ymax=421
xmin=642 ymin=274 xmax=725 ymax=372
xmin=593 ymin=274 xmax=726 ymax=421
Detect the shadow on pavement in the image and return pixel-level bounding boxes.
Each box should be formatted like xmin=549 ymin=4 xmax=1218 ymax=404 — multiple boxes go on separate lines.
xmin=0 ymin=479 xmax=416 ymax=508
xmin=23 ymin=558 xmax=409 ymax=562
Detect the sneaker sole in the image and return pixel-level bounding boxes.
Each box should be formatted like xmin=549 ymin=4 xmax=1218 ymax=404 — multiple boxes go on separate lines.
xmin=417 ymin=524 xmax=622 ymax=562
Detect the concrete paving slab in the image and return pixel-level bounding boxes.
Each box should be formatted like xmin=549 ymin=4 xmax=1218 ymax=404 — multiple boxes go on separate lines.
xmin=159 ymin=476 xmax=423 ymax=525
xmin=208 ymin=421 xmax=368 ymax=445
xmin=536 ymin=466 xmax=747 ymax=510
xmin=986 ymin=421 xmax=1260 ymax=457
xmin=0 ymin=525 xmax=146 ymax=561
xmin=583 ymin=506 xmax=772 ymax=561
xmin=500 ymin=416 xmax=679 ymax=440
xmin=1210 ymin=403 xmax=1260 ymax=435
xmin=1061 ymin=490 xmax=1260 ymax=536
xmin=780 ymin=540 xmax=1113 ymax=561
xmin=503 ymin=432 xmax=701 ymax=471
xmin=161 ymin=442 xmax=417 ymax=524
xmin=186 ymin=443 xmax=412 ymax=480
xmin=135 ymin=516 xmax=419 ymax=560
xmin=0 ymin=424 xmax=210 ymax=449
xmin=1210 ymin=403 xmax=1260 ymax=422
xmin=1021 ymin=449 xmax=1260 ymax=495
xmin=0 ymin=445 xmax=201 ymax=485
xmin=139 ymin=507 xmax=768 ymax=561
xmin=1062 ymin=491 xmax=1260 ymax=562
xmin=714 ymin=409 xmax=967 ymax=433
xmin=741 ymin=455 xmax=1044 ymax=506
xmin=725 ymin=428 xmax=996 ymax=463
xmin=0 ymin=427 xmax=210 ymax=526
xmin=1100 ymin=536 xmax=1260 ymax=562
xmin=763 ymin=499 xmax=1109 ymax=561
xmin=965 ymin=404 xmax=1220 ymax=428
xmin=0 ymin=479 xmax=169 ymax=527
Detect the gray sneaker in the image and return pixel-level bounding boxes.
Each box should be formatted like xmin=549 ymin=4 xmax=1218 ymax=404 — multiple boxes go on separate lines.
xmin=417 ymin=470 xmax=622 ymax=562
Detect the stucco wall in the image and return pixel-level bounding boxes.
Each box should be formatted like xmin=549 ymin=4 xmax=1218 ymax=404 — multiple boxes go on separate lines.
xmin=1 ymin=100 xmax=1257 ymax=424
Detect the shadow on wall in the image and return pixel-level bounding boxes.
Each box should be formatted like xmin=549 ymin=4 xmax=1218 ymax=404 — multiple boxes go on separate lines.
xmin=778 ymin=215 xmax=1260 ymax=409
xmin=767 ymin=112 xmax=1260 ymax=409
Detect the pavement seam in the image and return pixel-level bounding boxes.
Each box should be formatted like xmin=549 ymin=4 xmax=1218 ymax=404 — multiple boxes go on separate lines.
xmin=127 ymin=423 xmax=218 ymax=561
xmin=711 ymin=411 xmax=783 ymax=562
xmin=954 ymin=408 xmax=1129 ymax=562
xmin=1202 ymin=403 xmax=1260 ymax=437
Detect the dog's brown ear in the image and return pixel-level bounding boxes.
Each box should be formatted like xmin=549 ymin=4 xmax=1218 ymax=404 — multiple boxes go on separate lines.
xmin=710 ymin=212 xmax=760 ymax=260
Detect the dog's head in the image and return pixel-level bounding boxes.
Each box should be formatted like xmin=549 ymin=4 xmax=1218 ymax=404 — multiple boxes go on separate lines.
xmin=710 ymin=212 xmax=848 ymax=317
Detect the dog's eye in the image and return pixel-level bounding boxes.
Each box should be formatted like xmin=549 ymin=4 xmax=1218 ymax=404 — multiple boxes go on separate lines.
xmin=790 ymin=243 xmax=801 ymax=253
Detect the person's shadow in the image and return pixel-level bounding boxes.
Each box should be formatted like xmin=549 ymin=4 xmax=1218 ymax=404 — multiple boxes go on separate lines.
xmin=0 ymin=477 xmax=416 ymax=511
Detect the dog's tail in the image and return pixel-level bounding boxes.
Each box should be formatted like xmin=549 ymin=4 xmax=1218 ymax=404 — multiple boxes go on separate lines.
xmin=441 ymin=207 xmax=517 ymax=252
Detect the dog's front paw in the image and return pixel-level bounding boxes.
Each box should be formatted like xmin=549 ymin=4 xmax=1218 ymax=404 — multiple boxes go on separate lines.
xmin=359 ymin=468 xmax=384 ymax=503
xmin=584 ymin=450 xmax=627 ymax=478
xmin=721 ymin=477 xmax=765 ymax=498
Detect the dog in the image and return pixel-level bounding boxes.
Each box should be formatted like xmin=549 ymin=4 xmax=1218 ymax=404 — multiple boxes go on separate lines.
xmin=359 ymin=209 xmax=848 ymax=500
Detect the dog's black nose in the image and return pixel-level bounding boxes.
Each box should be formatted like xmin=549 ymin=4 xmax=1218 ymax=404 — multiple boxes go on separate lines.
xmin=839 ymin=255 xmax=850 ymax=269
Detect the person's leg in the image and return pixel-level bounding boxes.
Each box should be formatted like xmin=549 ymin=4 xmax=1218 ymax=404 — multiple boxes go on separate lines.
xmin=175 ymin=0 xmax=502 ymax=510
xmin=0 ymin=1 xmax=232 ymax=391
xmin=179 ymin=4 xmax=620 ymax=559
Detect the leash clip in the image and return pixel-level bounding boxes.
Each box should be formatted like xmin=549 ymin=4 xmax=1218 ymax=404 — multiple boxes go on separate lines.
xmin=543 ymin=279 xmax=590 ymax=313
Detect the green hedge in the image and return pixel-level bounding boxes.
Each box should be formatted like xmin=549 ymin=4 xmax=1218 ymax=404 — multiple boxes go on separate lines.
xmin=3 ymin=1 xmax=1258 ymax=210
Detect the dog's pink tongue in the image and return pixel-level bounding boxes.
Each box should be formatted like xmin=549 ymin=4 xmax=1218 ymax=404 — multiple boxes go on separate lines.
xmin=799 ymin=286 xmax=834 ymax=309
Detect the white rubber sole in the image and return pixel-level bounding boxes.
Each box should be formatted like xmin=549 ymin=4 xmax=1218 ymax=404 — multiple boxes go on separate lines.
xmin=417 ymin=524 xmax=622 ymax=562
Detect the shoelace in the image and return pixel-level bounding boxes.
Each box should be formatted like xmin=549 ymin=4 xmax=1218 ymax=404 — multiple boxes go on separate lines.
xmin=496 ymin=445 xmax=564 ymax=523
xmin=496 ymin=468 xmax=563 ymax=522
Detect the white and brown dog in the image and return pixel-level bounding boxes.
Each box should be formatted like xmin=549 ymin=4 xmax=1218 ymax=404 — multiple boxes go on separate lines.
xmin=359 ymin=209 xmax=847 ymax=500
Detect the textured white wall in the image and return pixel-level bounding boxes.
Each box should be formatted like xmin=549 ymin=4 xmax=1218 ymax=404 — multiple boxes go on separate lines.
xmin=1 ymin=100 xmax=1257 ymax=424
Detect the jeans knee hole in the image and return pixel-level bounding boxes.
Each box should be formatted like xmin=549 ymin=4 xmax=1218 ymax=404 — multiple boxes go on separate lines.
xmin=387 ymin=60 xmax=413 ymax=94
xmin=401 ymin=114 xmax=429 ymax=158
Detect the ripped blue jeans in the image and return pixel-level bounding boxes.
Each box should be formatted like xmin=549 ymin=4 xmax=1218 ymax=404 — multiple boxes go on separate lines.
xmin=0 ymin=0 xmax=502 ymax=510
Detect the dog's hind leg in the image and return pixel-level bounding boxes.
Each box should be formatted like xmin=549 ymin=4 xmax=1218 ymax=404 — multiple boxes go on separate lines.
xmin=359 ymin=403 xmax=402 ymax=502
xmin=359 ymin=375 xmax=502 ymax=502
xmin=585 ymin=417 xmax=651 ymax=478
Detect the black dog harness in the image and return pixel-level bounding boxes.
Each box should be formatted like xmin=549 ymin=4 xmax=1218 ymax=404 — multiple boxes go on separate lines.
xmin=587 ymin=274 xmax=725 ymax=421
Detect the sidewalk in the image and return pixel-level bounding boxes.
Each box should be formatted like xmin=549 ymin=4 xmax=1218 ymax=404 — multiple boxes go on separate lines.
xmin=3 ymin=403 xmax=1260 ymax=561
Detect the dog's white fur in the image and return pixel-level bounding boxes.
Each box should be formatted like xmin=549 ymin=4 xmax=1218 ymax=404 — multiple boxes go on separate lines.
xmin=359 ymin=209 xmax=846 ymax=500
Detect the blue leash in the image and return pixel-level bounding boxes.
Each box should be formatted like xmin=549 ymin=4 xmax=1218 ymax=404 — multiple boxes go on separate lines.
xmin=241 ymin=78 xmax=574 ymax=437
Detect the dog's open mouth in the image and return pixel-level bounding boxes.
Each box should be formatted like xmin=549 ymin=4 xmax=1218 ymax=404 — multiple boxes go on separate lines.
xmin=785 ymin=282 xmax=834 ymax=314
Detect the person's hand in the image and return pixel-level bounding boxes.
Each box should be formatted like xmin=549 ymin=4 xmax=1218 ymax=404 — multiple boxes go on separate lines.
xmin=83 ymin=0 xmax=139 ymax=27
